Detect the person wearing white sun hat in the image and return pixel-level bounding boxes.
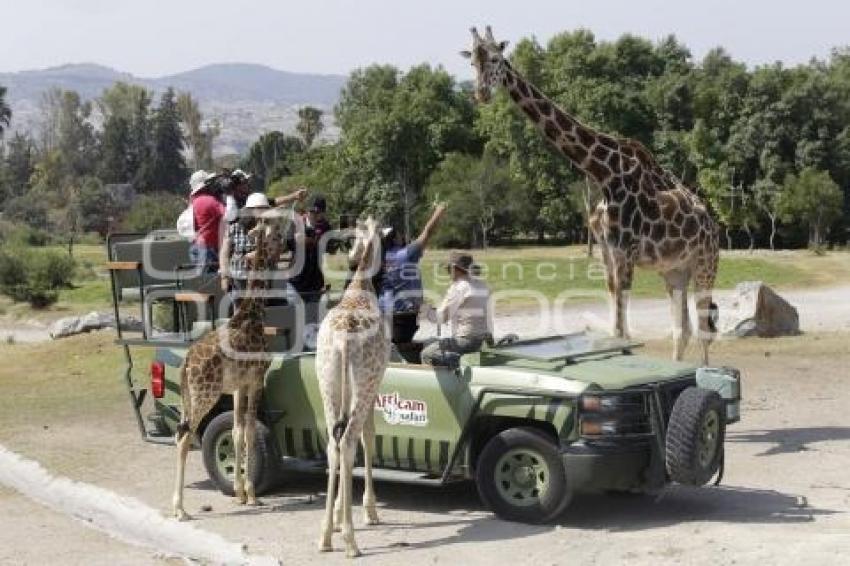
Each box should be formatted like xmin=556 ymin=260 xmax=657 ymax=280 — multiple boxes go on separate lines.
xmin=219 ymin=192 xmax=282 ymax=297
xmin=185 ymin=169 xmax=225 ymax=269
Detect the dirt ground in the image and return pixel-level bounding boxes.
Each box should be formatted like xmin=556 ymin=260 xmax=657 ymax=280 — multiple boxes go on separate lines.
xmin=1 ymin=331 xmax=850 ymax=565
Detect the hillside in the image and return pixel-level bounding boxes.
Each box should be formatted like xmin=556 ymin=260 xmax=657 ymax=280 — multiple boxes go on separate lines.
xmin=0 ymin=63 xmax=348 ymax=155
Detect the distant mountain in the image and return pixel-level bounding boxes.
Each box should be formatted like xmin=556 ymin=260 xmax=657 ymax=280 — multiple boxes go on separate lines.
xmin=0 ymin=63 xmax=348 ymax=155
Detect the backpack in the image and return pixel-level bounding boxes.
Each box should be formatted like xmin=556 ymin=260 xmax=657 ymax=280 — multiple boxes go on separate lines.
xmin=176 ymin=205 xmax=195 ymax=239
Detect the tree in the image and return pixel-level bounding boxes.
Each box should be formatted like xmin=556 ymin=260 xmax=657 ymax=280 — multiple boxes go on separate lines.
xmin=0 ymin=85 xmax=11 ymax=137
xmin=240 ymin=131 xmax=305 ymax=188
xmin=423 ymin=152 xmax=523 ymax=248
xmin=1 ymin=132 xmax=35 ymax=205
xmin=98 ymin=114 xmax=132 ymax=183
xmin=177 ymin=92 xmax=218 ymax=170
xmin=150 ymin=88 xmax=188 ymax=192
xmin=753 ymin=178 xmax=783 ymax=250
xmin=98 ymin=83 xmax=154 ymax=186
xmin=296 ymin=106 xmax=324 ymax=147
xmin=779 ymin=168 xmax=844 ymax=247
xmin=335 ymin=64 xmax=478 ymax=237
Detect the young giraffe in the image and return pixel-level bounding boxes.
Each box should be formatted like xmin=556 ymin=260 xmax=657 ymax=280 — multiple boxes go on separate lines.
xmin=171 ymin=214 xmax=277 ymax=520
xmin=462 ymin=26 xmax=720 ymax=364
xmin=316 ymin=216 xmax=389 ymax=558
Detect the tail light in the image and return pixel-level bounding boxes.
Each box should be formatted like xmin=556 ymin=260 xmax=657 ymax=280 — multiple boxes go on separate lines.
xmin=150 ymin=361 xmax=165 ymax=398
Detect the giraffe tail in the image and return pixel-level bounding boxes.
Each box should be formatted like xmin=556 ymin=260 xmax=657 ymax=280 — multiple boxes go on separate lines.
xmin=708 ymin=302 xmax=719 ymax=333
xmin=176 ymin=363 xmax=191 ymax=440
xmin=331 ymin=333 xmax=351 ymax=443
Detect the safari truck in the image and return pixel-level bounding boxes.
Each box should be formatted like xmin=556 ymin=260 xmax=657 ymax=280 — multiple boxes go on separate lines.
xmin=107 ymin=231 xmax=742 ymax=524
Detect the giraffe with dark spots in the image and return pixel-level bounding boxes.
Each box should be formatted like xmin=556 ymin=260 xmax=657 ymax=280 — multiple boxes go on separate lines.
xmin=171 ymin=212 xmax=280 ymax=520
xmin=462 ymin=25 xmax=721 ymax=363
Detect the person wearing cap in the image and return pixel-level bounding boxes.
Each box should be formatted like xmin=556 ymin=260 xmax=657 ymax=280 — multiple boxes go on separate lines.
xmin=420 ymin=251 xmax=492 ymax=366
xmin=223 ymin=169 xmax=308 ymax=223
xmin=288 ymin=194 xmax=334 ymax=303
xmin=379 ymin=203 xmax=447 ymax=344
xmin=187 ymin=169 xmax=225 ymax=269
xmin=219 ymin=192 xmax=282 ymax=297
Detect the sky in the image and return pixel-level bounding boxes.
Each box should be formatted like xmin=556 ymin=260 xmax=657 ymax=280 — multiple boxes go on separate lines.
xmin=0 ymin=0 xmax=848 ymax=79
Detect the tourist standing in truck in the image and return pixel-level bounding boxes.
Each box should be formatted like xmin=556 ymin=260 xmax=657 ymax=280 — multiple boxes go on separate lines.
xmin=185 ymin=170 xmax=224 ymax=270
xmin=380 ymin=203 xmax=447 ymax=344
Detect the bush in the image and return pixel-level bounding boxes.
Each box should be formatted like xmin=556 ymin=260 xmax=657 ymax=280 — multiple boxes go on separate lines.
xmin=0 ymin=220 xmax=52 ymax=246
xmin=122 ymin=192 xmax=185 ymax=233
xmin=0 ymin=247 xmax=76 ymax=308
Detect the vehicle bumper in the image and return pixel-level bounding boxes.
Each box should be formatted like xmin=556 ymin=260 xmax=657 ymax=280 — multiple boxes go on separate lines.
xmin=561 ymin=441 xmax=652 ymax=492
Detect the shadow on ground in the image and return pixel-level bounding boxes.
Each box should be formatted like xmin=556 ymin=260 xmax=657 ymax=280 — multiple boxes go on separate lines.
xmin=187 ymin=469 xmax=835 ymax=551
xmin=727 ymin=427 xmax=850 ymax=456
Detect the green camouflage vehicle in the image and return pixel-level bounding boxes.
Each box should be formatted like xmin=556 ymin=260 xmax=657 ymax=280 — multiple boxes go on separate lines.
xmin=108 ymin=232 xmax=741 ymax=524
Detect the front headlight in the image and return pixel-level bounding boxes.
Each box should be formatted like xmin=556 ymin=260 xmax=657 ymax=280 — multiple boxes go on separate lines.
xmin=579 ymin=392 xmax=645 ymax=413
xmin=578 ymin=391 xmax=650 ymax=437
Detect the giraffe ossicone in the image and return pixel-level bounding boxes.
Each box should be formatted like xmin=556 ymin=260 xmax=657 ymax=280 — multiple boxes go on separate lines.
xmin=464 ymin=25 xmax=721 ymax=364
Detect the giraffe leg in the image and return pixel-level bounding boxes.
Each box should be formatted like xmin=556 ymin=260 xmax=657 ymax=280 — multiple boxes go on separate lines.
xmin=611 ymin=253 xmax=634 ymax=339
xmin=361 ymin=412 xmax=379 ymax=526
xmin=232 ymin=388 xmax=247 ymax=505
xmin=598 ymin=243 xmax=620 ymax=337
xmin=663 ymin=270 xmax=691 ymax=361
xmin=333 ymin=490 xmax=343 ymax=532
xmin=339 ymin=434 xmax=361 ymax=559
xmin=172 ymin=428 xmax=192 ymax=521
xmin=319 ymin=435 xmax=338 ymax=552
xmin=694 ymin=267 xmax=718 ymax=366
xmin=243 ymin=386 xmax=261 ymax=506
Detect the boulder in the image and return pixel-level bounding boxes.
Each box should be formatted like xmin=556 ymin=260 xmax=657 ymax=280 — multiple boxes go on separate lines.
xmin=718 ymin=281 xmax=800 ymax=338
xmin=49 ymin=311 xmax=143 ymax=339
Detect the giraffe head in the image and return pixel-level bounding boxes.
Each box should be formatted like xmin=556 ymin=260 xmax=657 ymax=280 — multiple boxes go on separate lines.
xmin=348 ymin=216 xmax=382 ymax=284
xmin=245 ymin=214 xmax=276 ymax=291
xmin=460 ymin=25 xmax=509 ymax=103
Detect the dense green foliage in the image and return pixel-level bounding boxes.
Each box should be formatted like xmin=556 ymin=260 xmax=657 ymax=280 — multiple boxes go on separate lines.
xmin=0 ymin=246 xmax=76 ymax=307
xmin=1 ymin=29 xmax=849 ymax=251
xmin=272 ymin=32 xmax=849 ymax=248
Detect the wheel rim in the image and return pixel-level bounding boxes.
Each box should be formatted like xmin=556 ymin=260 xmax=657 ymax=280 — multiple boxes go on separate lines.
xmin=494 ymin=447 xmax=550 ymax=507
xmin=698 ymin=410 xmax=720 ymax=468
xmin=214 ymin=430 xmax=245 ymax=482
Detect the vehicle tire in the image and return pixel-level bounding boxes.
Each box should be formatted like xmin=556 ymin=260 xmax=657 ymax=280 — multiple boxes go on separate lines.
xmin=475 ymin=427 xmax=571 ymax=523
xmin=201 ymin=411 xmax=279 ymax=497
xmin=665 ymin=387 xmax=726 ymax=486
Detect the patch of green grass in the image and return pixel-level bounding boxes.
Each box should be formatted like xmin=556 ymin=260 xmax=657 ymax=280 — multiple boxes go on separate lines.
xmin=327 ymin=246 xmax=848 ymax=307
xmin=0 ymin=333 xmax=152 ymax=429
xmin=416 ymin=249 xmax=811 ymax=305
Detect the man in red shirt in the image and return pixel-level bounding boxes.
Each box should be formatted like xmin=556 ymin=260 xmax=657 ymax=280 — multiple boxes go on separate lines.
xmin=188 ymin=170 xmax=225 ymax=269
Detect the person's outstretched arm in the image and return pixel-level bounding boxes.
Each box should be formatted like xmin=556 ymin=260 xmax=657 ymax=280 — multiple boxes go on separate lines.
xmin=413 ymin=203 xmax=447 ymax=250
xmin=272 ymin=187 xmax=308 ymax=207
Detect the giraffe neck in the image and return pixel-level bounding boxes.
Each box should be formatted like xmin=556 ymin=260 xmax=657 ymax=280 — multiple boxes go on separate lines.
xmin=500 ymin=63 xmax=623 ymax=199
xmin=344 ymin=236 xmax=377 ymax=298
xmin=230 ymin=226 xmax=267 ymax=326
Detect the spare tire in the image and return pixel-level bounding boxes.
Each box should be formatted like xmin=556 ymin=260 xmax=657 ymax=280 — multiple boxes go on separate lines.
xmin=665 ymin=387 xmax=725 ymax=486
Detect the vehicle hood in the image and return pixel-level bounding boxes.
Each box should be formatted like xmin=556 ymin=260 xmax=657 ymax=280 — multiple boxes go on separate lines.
xmin=469 ymin=353 xmax=696 ymax=392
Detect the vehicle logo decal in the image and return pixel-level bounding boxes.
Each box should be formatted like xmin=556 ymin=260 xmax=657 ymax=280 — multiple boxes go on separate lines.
xmin=374 ymin=392 xmax=428 ymax=427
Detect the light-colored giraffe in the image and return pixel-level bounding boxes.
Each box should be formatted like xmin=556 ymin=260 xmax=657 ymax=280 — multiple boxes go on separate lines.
xmin=463 ymin=26 xmax=721 ymax=364
xmin=171 ymin=214 xmax=277 ymax=521
xmin=316 ymin=216 xmax=390 ymax=558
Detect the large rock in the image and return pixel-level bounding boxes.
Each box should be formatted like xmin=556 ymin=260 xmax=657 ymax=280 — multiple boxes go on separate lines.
xmin=718 ymin=281 xmax=800 ymax=337
xmin=49 ymin=311 xmax=143 ymax=339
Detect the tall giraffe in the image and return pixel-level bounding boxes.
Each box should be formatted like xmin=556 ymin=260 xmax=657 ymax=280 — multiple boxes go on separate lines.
xmin=171 ymin=214 xmax=276 ymax=520
xmin=316 ymin=217 xmax=390 ymax=558
xmin=462 ymin=26 xmax=720 ymax=364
